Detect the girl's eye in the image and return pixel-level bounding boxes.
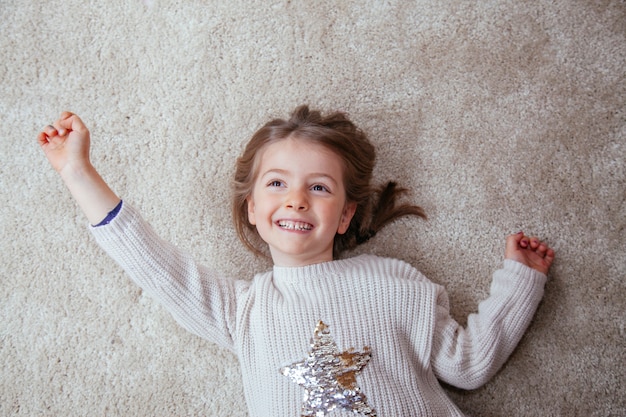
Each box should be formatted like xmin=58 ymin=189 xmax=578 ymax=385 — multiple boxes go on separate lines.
xmin=268 ymin=180 xmax=284 ymax=187
xmin=311 ymin=184 xmax=329 ymax=192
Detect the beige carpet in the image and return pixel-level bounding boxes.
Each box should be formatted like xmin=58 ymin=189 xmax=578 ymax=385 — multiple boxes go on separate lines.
xmin=1 ymin=1 xmax=624 ymax=416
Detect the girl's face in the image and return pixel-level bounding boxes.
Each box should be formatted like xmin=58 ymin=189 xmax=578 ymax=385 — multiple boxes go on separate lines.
xmin=246 ymin=137 xmax=356 ymax=267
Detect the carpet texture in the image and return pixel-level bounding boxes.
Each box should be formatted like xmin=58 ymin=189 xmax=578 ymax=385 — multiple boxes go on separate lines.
xmin=1 ymin=1 xmax=624 ymax=416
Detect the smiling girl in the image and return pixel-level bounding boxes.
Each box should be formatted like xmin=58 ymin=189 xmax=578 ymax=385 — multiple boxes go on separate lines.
xmin=39 ymin=106 xmax=554 ymax=416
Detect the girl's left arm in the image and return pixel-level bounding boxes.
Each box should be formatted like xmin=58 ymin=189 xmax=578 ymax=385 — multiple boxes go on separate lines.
xmin=429 ymin=259 xmax=547 ymax=390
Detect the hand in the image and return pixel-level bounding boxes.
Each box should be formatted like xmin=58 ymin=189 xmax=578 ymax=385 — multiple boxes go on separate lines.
xmin=505 ymin=232 xmax=555 ymax=275
xmin=37 ymin=112 xmax=91 ymax=175
xmin=37 ymin=112 xmax=120 ymax=225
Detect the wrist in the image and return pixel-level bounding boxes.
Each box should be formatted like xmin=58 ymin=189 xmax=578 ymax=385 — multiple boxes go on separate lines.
xmin=59 ymin=161 xmax=121 ymax=225
xmin=59 ymin=159 xmax=96 ymax=185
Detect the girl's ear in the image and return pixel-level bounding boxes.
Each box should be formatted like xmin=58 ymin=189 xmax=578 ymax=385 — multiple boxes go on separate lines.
xmin=246 ymin=197 xmax=257 ymax=225
xmin=337 ymin=202 xmax=357 ymax=234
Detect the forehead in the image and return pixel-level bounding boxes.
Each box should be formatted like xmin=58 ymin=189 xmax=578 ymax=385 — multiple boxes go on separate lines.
xmin=254 ymin=137 xmax=346 ymax=178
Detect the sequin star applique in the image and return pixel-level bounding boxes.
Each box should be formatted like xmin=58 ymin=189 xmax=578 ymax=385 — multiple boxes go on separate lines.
xmin=280 ymin=321 xmax=377 ymax=417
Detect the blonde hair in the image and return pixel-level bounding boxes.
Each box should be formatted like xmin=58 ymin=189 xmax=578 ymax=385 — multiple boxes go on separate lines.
xmin=232 ymin=105 xmax=426 ymax=258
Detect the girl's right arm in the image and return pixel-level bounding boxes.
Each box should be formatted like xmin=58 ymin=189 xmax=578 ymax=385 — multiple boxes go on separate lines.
xmin=39 ymin=113 xmax=239 ymax=348
xmin=38 ymin=112 xmax=121 ymax=225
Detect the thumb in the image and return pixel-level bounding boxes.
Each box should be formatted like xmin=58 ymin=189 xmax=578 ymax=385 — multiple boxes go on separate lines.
xmin=57 ymin=112 xmax=88 ymax=136
xmin=505 ymin=231 xmax=527 ymax=255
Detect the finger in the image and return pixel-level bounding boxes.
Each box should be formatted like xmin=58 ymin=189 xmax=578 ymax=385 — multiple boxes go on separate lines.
xmin=37 ymin=131 xmax=51 ymax=147
xmin=42 ymin=124 xmax=58 ymax=137
xmin=519 ymin=234 xmax=530 ymax=249
xmin=52 ymin=117 xmax=68 ymax=137
xmin=529 ymin=237 xmax=541 ymax=250
xmin=535 ymin=243 xmax=548 ymax=257
xmin=57 ymin=111 xmax=87 ymax=135
xmin=506 ymin=231 xmax=525 ymax=252
xmin=545 ymin=248 xmax=556 ymax=265
xmin=39 ymin=125 xmax=60 ymax=145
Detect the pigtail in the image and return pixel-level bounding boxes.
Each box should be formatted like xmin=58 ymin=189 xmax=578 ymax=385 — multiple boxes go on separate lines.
xmin=342 ymin=182 xmax=426 ymax=253
xmin=335 ymin=181 xmax=426 ymax=255
xmin=362 ymin=181 xmax=426 ymax=241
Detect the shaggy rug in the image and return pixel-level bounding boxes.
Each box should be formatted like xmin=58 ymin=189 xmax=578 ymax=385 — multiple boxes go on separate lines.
xmin=1 ymin=1 xmax=624 ymax=416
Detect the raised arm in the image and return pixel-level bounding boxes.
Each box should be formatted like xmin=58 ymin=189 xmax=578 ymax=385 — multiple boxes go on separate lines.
xmin=38 ymin=112 xmax=121 ymax=225
xmin=430 ymin=233 xmax=555 ymax=389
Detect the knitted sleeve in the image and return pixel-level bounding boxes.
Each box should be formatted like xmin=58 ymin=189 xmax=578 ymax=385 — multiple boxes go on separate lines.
xmin=89 ymin=202 xmax=242 ymax=351
xmin=430 ymin=260 xmax=547 ymax=390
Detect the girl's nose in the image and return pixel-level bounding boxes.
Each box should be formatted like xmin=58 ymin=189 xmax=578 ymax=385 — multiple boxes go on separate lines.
xmin=285 ymin=189 xmax=308 ymax=211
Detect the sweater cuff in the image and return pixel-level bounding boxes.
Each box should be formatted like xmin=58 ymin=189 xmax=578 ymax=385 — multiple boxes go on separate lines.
xmin=503 ymin=259 xmax=547 ymax=281
xmin=92 ymin=200 xmax=123 ymax=227
xmin=497 ymin=259 xmax=548 ymax=297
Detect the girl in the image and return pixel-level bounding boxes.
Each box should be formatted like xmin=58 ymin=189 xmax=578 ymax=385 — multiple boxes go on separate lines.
xmin=38 ymin=106 xmax=554 ymax=416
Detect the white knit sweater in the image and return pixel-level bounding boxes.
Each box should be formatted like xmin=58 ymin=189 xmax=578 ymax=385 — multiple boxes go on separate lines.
xmin=90 ymin=203 xmax=547 ymax=416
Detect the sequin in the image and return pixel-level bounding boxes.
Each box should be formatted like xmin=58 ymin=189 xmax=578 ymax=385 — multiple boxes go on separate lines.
xmin=280 ymin=321 xmax=377 ymax=416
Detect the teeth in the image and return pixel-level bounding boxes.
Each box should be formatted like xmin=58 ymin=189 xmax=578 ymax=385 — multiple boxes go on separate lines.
xmin=278 ymin=221 xmax=312 ymax=231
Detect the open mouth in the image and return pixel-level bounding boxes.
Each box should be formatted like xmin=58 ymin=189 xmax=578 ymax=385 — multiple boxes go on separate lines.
xmin=277 ymin=220 xmax=313 ymax=231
